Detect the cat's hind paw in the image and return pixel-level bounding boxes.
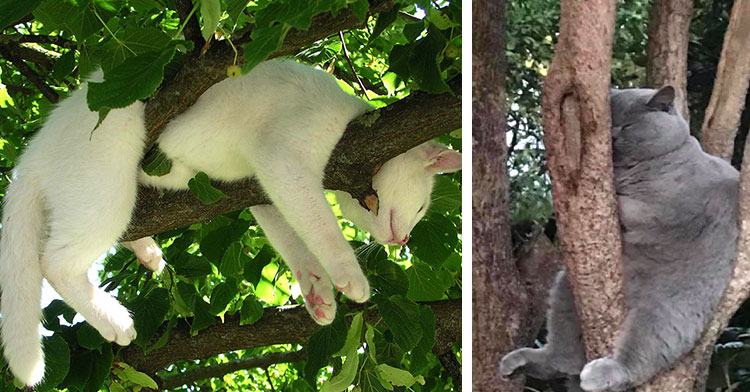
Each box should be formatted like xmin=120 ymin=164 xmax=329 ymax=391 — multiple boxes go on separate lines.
xmin=579 ymin=357 xmax=631 ymax=392
xmin=88 ymin=296 xmax=136 ymax=346
xmin=499 ymin=348 xmax=530 ymax=376
xmin=122 ymin=237 xmax=165 ymax=273
xmin=295 ymin=268 xmax=337 ymax=325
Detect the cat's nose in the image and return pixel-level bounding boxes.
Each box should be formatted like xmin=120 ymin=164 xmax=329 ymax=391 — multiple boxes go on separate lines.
xmin=395 ymin=235 xmax=409 ymax=245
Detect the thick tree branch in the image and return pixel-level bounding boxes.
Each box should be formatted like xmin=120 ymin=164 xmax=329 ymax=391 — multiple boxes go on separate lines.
xmin=542 ymin=0 xmax=623 ymax=360
xmin=123 ymin=77 xmax=460 ymax=241
xmin=158 ymin=350 xmax=306 ymax=390
xmin=0 ymin=42 xmax=59 ymax=103
xmin=174 ymin=0 xmax=204 ymax=50
xmin=120 ymin=299 xmax=460 ymax=375
xmin=143 ymin=0 xmax=394 ymax=147
xmin=645 ymin=0 xmax=692 ymax=121
xmin=700 ymin=0 xmax=750 ymax=161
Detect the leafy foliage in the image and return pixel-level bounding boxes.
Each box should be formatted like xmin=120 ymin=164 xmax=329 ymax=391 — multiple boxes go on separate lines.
xmin=0 ymin=0 xmax=461 ymax=390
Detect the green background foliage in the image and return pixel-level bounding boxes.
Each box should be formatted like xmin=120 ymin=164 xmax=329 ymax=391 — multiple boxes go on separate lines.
xmin=0 ymin=0 xmax=462 ymax=390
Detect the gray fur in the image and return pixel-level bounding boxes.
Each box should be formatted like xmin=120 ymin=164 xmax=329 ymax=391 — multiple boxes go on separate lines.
xmin=499 ymin=86 xmax=739 ymax=391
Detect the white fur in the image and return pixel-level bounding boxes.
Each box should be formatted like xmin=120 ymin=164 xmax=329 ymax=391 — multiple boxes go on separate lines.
xmin=0 ymin=59 xmax=461 ymax=385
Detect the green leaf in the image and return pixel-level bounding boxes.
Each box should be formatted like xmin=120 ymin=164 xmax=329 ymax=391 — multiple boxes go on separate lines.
xmin=375 ymin=364 xmax=425 ymax=388
xmin=347 ymin=0 xmax=369 ymax=21
xmin=191 ymin=298 xmax=217 ymax=335
xmin=188 ymin=171 xmax=230 ymax=204
xmin=141 ymin=145 xmax=173 ymax=176
xmin=408 ymin=28 xmax=450 ymax=93
xmin=335 ymin=311 xmax=363 ymax=356
xmin=77 ymin=322 xmax=106 ymax=351
xmin=226 ymin=0 xmax=248 ymax=23
xmin=0 ymin=0 xmax=43 ymax=30
xmin=52 ymin=50 xmax=76 ymax=81
xmin=430 ymin=176 xmax=461 ymax=214
xmin=209 ymin=282 xmax=237 ymax=315
xmin=410 ymin=306 xmax=436 ymax=372
xmin=96 ymin=26 xmax=174 ymax=73
xmin=320 ymin=347 xmax=359 ymax=392
xmin=200 ymin=0 xmax=221 ymax=41
xmin=118 ymin=363 xmax=158 ymax=389
xmin=369 ymin=6 xmax=398 ymax=42
xmin=200 ymin=218 xmax=250 ymax=262
xmin=130 ymin=287 xmax=170 ymax=348
xmin=304 ymin=313 xmax=347 ymax=383
xmin=405 ymin=261 xmax=446 ymax=301
xmin=372 ymin=295 xmax=422 ymax=351
xmin=35 ymin=335 xmax=70 ymax=391
xmin=220 ymin=241 xmax=247 ymax=277
xmin=242 ymin=25 xmax=290 ymax=72
xmin=173 ymin=253 xmax=213 ymax=277
xmin=408 ymin=214 xmax=458 ymax=267
xmin=243 ymin=245 xmax=274 ymax=286
xmin=366 ymin=253 xmax=409 ymax=297
xmin=359 ymin=365 xmax=389 ymax=392
xmin=84 ymin=344 xmax=113 ymax=392
xmin=63 ymin=350 xmax=93 ymax=391
xmin=240 ymin=296 xmax=264 ymax=325
xmin=43 ymin=299 xmax=76 ymax=331
xmin=34 ymin=0 xmax=121 ymax=40
xmin=87 ymin=43 xmax=179 ymax=110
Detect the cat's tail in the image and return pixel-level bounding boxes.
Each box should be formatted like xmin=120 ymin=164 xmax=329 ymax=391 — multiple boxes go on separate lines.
xmin=0 ymin=172 xmax=46 ymax=386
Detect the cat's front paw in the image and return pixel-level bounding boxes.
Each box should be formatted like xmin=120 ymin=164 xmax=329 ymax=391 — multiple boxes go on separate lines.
xmin=499 ymin=348 xmax=530 ymax=376
xmin=580 ymin=357 xmax=631 ymax=391
xmin=294 ymin=267 xmax=337 ymax=325
xmin=330 ymin=263 xmax=370 ymax=303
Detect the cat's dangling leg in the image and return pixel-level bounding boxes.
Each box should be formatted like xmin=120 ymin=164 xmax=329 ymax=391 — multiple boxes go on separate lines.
xmin=250 ymin=205 xmax=336 ymax=325
xmin=41 ymin=237 xmax=136 ymax=345
xmin=579 ymin=297 xmax=712 ymax=392
xmin=500 ymin=271 xmax=586 ymax=380
xmin=247 ymin=151 xmax=369 ymax=303
xmin=121 ymin=237 xmax=165 ymax=273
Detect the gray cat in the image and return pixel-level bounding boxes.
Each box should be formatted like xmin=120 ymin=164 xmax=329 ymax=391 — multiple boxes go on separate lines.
xmin=499 ymin=86 xmax=739 ymax=391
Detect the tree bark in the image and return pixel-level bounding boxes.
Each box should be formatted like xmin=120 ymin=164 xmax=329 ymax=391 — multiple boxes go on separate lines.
xmin=471 ymin=0 xmax=523 ymax=390
xmin=120 ymin=299 xmax=460 ymax=375
xmin=542 ymin=0 xmax=624 ymax=360
xmin=700 ymin=0 xmax=750 ymax=161
xmin=123 ymin=77 xmax=460 ymax=241
xmin=645 ymin=0 xmax=693 ymax=122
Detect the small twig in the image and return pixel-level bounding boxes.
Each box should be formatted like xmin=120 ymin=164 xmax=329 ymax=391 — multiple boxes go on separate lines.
xmin=338 ymin=30 xmax=370 ymax=100
xmin=0 ymin=44 xmax=59 ymax=103
xmin=3 ymin=34 xmax=77 ymax=49
xmin=174 ymin=0 xmax=203 ymax=48
xmin=264 ymin=368 xmax=276 ymax=392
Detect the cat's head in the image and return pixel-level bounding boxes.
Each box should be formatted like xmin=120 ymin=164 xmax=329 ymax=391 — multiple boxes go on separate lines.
xmin=610 ymin=86 xmax=689 ymax=165
xmin=334 ymin=142 xmax=461 ymax=245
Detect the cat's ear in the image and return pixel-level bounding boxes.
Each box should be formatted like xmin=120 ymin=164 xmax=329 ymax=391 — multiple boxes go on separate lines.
xmin=421 ymin=142 xmax=462 ymax=174
xmin=647 ymin=86 xmax=675 ymax=112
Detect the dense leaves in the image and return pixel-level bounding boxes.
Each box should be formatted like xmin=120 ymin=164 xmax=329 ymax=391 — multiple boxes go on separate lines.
xmin=0 ymin=0 xmax=461 ymax=390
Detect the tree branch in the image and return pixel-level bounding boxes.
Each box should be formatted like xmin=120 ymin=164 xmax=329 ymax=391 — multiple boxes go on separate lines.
xmin=123 ymin=76 xmax=460 ymax=241
xmin=0 ymin=42 xmax=58 ymax=103
xmin=143 ymin=0 xmax=394 ymax=147
xmin=158 ymin=350 xmax=306 ymax=390
xmin=174 ymin=0 xmax=204 ymax=50
xmin=120 ymin=299 xmax=460 ymax=375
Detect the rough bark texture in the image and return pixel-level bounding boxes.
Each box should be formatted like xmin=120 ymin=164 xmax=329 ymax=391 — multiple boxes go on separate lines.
xmin=123 ymin=77 xmax=460 ymax=241
xmin=120 ymin=299 xmax=460 ymax=376
xmin=700 ymin=0 xmax=750 ymax=161
xmin=542 ymin=0 xmax=624 ymax=360
xmin=472 ymin=0 xmax=523 ymax=390
xmin=637 ymin=1 xmax=750 ymax=389
xmin=645 ymin=0 xmax=692 ymax=122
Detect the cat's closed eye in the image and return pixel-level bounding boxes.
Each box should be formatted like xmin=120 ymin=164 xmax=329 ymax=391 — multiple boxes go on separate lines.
xmin=417 ymin=204 xmax=425 ymax=213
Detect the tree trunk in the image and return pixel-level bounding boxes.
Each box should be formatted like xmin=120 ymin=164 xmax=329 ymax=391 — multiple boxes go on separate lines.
xmin=638 ymin=1 xmax=750 ymax=389
xmin=542 ymin=0 xmax=624 ymax=360
xmin=700 ymin=0 xmax=750 ymax=161
xmin=645 ymin=0 xmax=692 ymax=122
xmin=472 ymin=0 xmax=523 ymax=390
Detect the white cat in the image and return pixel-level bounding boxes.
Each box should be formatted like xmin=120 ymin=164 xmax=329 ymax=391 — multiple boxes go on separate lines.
xmin=0 ymin=59 xmax=461 ymax=386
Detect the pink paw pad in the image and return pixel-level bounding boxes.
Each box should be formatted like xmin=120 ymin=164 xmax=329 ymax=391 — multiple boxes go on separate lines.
xmin=296 ymin=271 xmax=302 ymax=280
xmin=306 ymin=289 xmax=316 ymax=303
xmin=335 ymin=285 xmax=345 ymax=292
xmin=315 ymin=309 xmax=326 ymax=319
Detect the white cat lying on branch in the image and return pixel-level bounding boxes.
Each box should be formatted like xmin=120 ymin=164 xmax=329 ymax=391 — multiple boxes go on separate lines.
xmin=0 ymin=59 xmax=461 ymax=387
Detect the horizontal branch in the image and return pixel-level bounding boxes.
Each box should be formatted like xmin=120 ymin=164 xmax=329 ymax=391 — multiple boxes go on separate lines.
xmin=0 ymin=42 xmax=59 ymax=103
xmin=121 ymin=299 xmax=461 ymax=375
xmin=158 ymin=350 xmax=306 ymax=390
xmin=123 ymin=76 xmax=461 ymax=240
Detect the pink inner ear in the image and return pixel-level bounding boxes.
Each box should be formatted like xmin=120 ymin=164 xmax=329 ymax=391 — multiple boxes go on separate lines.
xmin=427 ymin=150 xmax=462 ymax=173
